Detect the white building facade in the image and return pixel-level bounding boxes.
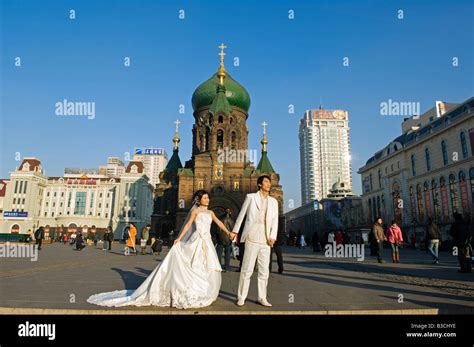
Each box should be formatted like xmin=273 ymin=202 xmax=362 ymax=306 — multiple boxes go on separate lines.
xmin=0 ymin=158 xmax=154 ymax=239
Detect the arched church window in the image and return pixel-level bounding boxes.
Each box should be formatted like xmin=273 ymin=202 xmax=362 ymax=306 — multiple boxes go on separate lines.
xmin=217 ymin=129 xmax=224 ymax=149
xmin=231 ymin=131 xmax=236 ymax=150
xmin=230 ymin=117 xmax=234 ymax=124
xmin=218 ymin=115 xmax=224 ymax=123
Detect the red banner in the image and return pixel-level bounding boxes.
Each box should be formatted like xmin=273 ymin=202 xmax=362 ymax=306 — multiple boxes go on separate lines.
xmin=424 ymin=191 xmax=432 ymax=218
xmin=460 ymin=180 xmax=470 ymax=213
xmin=441 ymin=187 xmax=449 ymax=220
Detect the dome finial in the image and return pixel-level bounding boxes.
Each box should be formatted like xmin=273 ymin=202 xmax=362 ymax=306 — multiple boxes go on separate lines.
xmin=217 ymin=43 xmax=227 ymax=85
xmin=260 ymin=121 xmax=268 ymax=152
xmin=172 ymin=119 xmax=181 ymax=150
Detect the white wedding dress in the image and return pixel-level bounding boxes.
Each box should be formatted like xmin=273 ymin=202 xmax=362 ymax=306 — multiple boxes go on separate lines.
xmin=87 ymin=211 xmax=222 ymax=309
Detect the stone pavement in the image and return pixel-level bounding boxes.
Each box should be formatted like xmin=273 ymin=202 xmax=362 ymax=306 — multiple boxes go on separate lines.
xmin=0 ymin=242 xmax=472 ymax=314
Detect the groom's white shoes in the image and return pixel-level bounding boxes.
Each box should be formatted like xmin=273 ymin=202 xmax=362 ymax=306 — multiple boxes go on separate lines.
xmin=236 ymin=299 xmax=245 ymax=307
xmin=257 ymin=298 xmax=272 ymax=307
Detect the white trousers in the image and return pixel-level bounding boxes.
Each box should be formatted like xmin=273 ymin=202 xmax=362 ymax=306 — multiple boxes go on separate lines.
xmin=237 ymin=241 xmax=271 ymax=301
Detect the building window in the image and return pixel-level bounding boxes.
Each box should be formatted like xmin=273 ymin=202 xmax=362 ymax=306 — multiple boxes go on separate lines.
xmin=425 ymin=148 xmax=431 ymax=171
xmin=460 ymin=132 xmax=468 ymax=158
xmin=14 ymin=180 xmax=18 ymax=194
xmin=218 ymin=115 xmax=224 ymax=123
xmin=19 ymin=181 xmax=23 ymax=194
xmin=217 ymin=129 xmax=224 ymax=149
xmin=90 ymin=192 xmax=94 ymax=208
xmin=449 ymin=174 xmax=459 ymax=213
xmin=409 ymin=186 xmax=416 ymax=222
xmin=23 ymin=181 xmax=28 ymax=194
xmin=441 ymin=140 xmax=448 ymax=165
xmin=411 ymin=154 xmax=416 ymax=176
xmin=392 ymin=183 xmax=402 ymax=223
xmin=378 ymin=170 xmax=382 ymax=188
xmin=74 ymin=192 xmax=87 ymax=215
xmin=369 ymin=174 xmax=373 ymax=191
xmin=376 ymin=196 xmax=381 ymax=218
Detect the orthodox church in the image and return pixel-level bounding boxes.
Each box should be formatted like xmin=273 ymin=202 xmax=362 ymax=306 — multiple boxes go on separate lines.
xmin=152 ymin=44 xmax=284 ymax=237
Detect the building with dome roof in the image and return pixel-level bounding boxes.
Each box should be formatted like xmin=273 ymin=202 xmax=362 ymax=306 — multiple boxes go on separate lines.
xmin=152 ymin=44 xmax=284 ymax=237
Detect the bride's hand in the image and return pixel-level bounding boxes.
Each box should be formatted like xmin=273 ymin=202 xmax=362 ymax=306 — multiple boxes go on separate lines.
xmin=173 ymin=239 xmax=180 ymax=245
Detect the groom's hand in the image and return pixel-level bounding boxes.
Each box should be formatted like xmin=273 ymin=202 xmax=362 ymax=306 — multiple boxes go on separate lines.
xmin=229 ymin=232 xmax=236 ymax=241
xmin=267 ymin=239 xmax=275 ymax=247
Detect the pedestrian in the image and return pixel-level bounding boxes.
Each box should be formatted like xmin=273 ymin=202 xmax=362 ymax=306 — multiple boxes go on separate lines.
xmin=140 ymin=224 xmax=151 ymax=255
xmin=75 ymin=231 xmax=85 ymax=251
xmin=425 ymin=218 xmax=442 ymax=264
xmin=107 ymin=226 xmax=114 ymax=251
xmin=92 ymin=228 xmax=98 ymax=248
xmin=335 ymin=231 xmax=344 ymax=245
xmin=372 ymin=217 xmax=386 ymax=263
xmin=126 ymin=223 xmax=137 ymax=255
xmin=216 ymin=209 xmax=234 ymax=272
xmin=311 ymin=231 xmax=320 ymax=252
xmin=34 ymin=226 xmax=45 ymax=250
xmin=410 ymin=233 xmax=416 ymax=249
xmin=450 ymin=213 xmax=472 ymax=273
xmin=327 ymin=230 xmax=335 ymax=244
xmin=387 ymin=220 xmax=403 ymax=263
xmin=269 ymin=222 xmax=286 ymax=274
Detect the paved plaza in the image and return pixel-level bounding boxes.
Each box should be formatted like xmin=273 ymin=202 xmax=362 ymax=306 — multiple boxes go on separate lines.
xmin=0 ymin=242 xmax=473 ymax=314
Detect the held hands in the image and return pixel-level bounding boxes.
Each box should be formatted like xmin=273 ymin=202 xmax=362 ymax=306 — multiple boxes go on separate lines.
xmin=173 ymin=239 xmax=181 ymax=245
xmin=267 ymin=239 xmax=275 ymax=247
xmin=228 ymin=232 xmax=236 ymax=241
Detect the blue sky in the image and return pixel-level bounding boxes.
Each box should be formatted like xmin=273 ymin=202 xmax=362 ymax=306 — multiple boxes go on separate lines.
xmin=1 ymin=0 xmax=473 ymax=210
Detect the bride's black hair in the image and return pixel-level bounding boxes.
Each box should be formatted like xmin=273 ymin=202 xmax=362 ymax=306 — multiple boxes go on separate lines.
xmin=192 ymin=190 xmax=209 ymax=206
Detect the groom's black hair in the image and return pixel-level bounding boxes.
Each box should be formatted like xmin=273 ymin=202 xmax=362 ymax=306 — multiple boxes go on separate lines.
xmin=257 ymin=175 xmax=271 ymax=190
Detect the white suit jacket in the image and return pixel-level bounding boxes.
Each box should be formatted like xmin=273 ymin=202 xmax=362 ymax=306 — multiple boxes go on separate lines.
xmin=232 ymin=192 xmax=279 ymax=243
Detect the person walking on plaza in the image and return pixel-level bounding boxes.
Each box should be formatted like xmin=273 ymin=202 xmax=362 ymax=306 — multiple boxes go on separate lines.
xmin=387 ymin=220 xmax=403 ymax=263
xmin=216 ymin=209 xmax=234 ymax=272
xmin=311 ymin=231 xmax=320 ymax=252
xmin=34 ymin=227 xmax=45 ymax=250
xmin=126 ymin=223 xmax=138 ymax=255
xmin=372 ymin=217 xmax=386 ymax=263
xmin=335 ymin=230 xmax=344 ymax=245
xmin=425 ymin=218 xmax=442 ymax=264
xmin=269 ymin=222 xmax=285 ymax=274
xmin=92 ymin=228 xmax=99 ymax=248
xmin=140 ymin=224 xmax=151 ymax=255
xmin=450 ymin=212 xmax=472 ymax=273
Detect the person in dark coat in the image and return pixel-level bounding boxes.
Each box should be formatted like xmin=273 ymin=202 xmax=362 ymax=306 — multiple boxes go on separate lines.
xmin=450 ymin=213 xmax=472 ymax=273
xmin=216 ymin=209 xmax=234 ymax=272
xmin=311 ymin=232 xmax=320 ymax=252
xmin=34 ymin=227 xmax=45 ymax=250
xmin=269 ymin=223 xmax=286 ymax=274
xmin=75 ymin=231 xmax=85 ymax=251
xmin=372 ymin=217 xmax=386 ymax=263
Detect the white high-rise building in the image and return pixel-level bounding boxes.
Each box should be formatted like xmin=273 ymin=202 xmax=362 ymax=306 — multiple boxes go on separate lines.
xmin=133 ymin=148 xmax=168 ymax=187
xmin=299 ymin=107 xmax=353 ymax=204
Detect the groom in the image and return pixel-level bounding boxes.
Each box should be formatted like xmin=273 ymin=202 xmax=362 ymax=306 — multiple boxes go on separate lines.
xmin=232 ymin=174 xmax=279 ymax=307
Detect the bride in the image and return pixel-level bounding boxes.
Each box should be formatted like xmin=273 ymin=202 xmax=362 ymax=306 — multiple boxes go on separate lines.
xmin=87 ymin=190 xmax=235 ymax=309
